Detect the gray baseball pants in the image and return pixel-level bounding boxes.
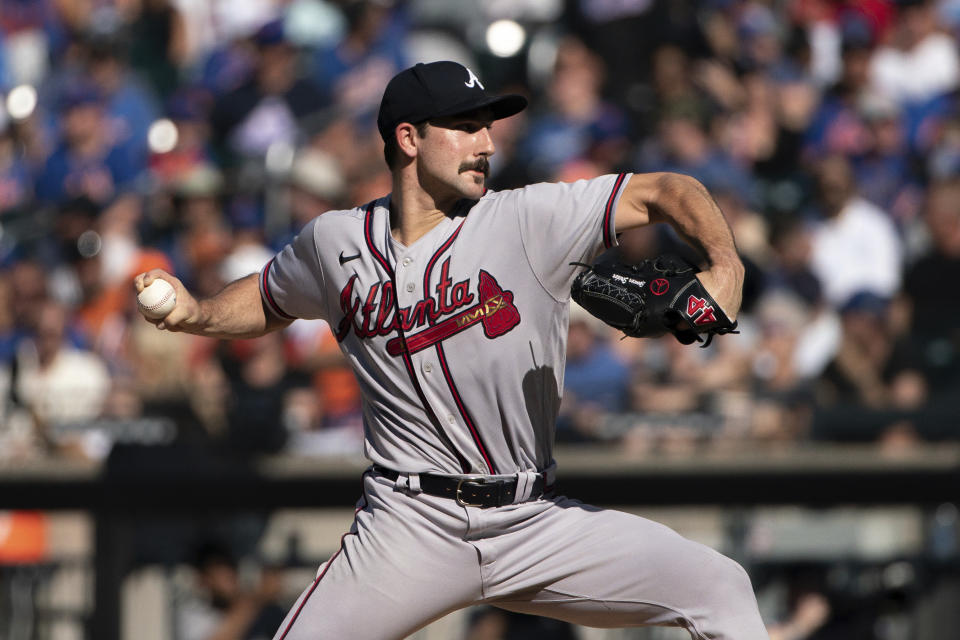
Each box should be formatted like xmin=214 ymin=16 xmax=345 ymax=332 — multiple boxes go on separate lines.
xmin=273 ymin=471 xmax=769 ymax=640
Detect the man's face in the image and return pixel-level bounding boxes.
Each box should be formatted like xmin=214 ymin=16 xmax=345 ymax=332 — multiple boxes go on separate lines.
xmin=64 ymin=104 xmax=102 ymax=146
xmin=415 ymin=111 xmax=496 ymax=203
xmin=816 ymin=157 xmax=853 ymax=215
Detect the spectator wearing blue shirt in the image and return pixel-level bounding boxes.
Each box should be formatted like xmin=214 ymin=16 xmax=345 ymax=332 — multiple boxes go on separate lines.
xmin=0 ymin=117 xmax=32 ymax=214
xmin=803 ymin=21 xmax=875 ymax=160
xmin=636 ymin=103 xmax=756 ymax=206
xmin=519 ymin=38 xmax=631 ymax=181
xmin=558 ymin=302 xmax=631 ymax=443
xmin=851 ymin=92 xmax=922 ymax=223
xmin=85 ymin=34 xmax=161 ymax=155
xmin=0 ymin=29 xmax=11 ymax=90
xmin=311 ymin=0 xmax=406 ymax=122
xmin=34 ymin=81 xmax=143 ymax=206
xmin=211 ymin=19 xmax=326 ymax=161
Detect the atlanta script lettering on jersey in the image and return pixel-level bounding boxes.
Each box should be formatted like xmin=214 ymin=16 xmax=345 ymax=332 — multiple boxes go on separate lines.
xmin=337 ymin=257 xmax=496 ymax=343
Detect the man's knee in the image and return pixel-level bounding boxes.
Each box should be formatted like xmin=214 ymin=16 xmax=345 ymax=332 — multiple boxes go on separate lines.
xmin=696 ymin=556 xmax=768 ymax=640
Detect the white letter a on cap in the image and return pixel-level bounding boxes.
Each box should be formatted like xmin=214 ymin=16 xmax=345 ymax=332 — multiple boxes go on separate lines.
xmin=464 ymin=67 xmax=485 ymax=90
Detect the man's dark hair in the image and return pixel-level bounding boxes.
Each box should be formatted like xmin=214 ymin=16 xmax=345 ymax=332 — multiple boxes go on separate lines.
xmin=383 ymin=121 xmax=429 ymax=170
xmin=192 ymin=539 xmax=237 ymax=572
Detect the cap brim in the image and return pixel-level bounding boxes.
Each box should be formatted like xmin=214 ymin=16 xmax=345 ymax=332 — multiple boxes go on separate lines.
xmin=432 ymin=94 xmax=528 ymax=122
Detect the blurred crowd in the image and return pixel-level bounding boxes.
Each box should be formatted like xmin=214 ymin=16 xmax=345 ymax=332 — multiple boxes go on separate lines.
xmin=0 ymin=0 xmax=958 ymax=465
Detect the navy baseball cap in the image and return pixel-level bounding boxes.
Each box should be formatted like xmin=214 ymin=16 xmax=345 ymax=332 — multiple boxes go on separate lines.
xmin=377 ymin=61 xmax=527 ymax=141
xmin=59 ymin=80 xmax=102 ymax=112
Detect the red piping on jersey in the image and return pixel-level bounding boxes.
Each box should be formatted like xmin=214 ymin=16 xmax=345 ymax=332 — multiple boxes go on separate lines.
xmin=433 ymin=345 xmax=496 ymax=474
xmin=363 ymin=202 xmax=472 ymax=473
xmin=276 ymin=496 xmax=367 ymax=640
xmin=603 ymin=173 xmax=627 ymax=249
xmin=423 ymin=222 xmax=497 ymax=475
xmin=261 ymin=258 xmax=297 ymax=320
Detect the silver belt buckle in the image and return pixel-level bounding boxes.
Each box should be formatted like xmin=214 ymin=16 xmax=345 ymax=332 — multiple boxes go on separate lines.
xmin=455 ymin=478 xmax=485 ymax=507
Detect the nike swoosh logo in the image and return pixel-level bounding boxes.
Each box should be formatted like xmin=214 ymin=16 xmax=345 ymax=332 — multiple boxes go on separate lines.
xmin=339 ymin=252 xmax=361 ymax=265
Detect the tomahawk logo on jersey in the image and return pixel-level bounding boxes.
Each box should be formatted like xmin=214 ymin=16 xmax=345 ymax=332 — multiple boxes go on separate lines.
xmin=335 ymin=261 xmax=521 ymax=354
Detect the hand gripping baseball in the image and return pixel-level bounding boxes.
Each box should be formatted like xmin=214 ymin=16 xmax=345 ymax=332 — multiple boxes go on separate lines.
xmin=570 ymin=255 xmax=739 ymax=347
xmin=133 ymin=270 xmax=200 ymax=331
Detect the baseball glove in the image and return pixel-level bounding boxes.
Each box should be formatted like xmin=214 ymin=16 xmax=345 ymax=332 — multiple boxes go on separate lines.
xmin=570 ymin=254 xmax=738 ymax=347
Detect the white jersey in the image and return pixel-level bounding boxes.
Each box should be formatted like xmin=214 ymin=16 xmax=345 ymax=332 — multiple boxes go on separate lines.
xmin=260 ymin=173 xmax=629 ymax=474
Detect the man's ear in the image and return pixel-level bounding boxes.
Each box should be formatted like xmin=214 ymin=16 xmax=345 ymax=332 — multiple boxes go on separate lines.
xmin=396 ymin=123 xmax=421 ymax=161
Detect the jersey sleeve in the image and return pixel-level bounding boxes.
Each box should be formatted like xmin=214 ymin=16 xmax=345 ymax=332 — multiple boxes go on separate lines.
xmin=259 ymin=217 xmax=328 ymax=321
xmin=515 ymin=172 xmax=630 ymax=301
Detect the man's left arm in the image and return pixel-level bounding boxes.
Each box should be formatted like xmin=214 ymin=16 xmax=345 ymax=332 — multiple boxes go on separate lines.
xmin=615 ymin=172 xmax=745 ymax=320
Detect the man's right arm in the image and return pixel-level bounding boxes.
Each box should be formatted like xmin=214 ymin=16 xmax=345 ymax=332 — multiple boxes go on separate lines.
xmin=134 ymin=270 xmax=292 ymax=339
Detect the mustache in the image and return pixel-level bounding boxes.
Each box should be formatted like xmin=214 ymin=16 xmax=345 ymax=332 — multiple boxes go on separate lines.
xmin=459 ymin=158 xmax=490 ymax=177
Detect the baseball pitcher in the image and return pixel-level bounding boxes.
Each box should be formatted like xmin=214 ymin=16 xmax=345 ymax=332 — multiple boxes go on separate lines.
xmin=136 ymin=61 xmax=768 ymax=640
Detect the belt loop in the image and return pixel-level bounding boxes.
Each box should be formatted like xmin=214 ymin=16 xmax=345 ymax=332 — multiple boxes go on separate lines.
xmin=512 ymin=470 xmax=538 ymax=504
xmin=543 ymin=462 xmax=557 ymax=488
xmin=408 ymin=473 xmax=421 ymax=493
xmin=393 ymin=472 xmax=423 ymax=494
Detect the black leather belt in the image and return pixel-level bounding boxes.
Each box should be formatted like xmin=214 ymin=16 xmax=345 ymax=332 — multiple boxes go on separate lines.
xmin=373 ymin=465 xmax=551 ymax=508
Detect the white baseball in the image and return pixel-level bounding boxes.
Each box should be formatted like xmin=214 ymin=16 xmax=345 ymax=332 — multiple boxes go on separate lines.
xmin=138 ymin=279 xmax=177 ymax=319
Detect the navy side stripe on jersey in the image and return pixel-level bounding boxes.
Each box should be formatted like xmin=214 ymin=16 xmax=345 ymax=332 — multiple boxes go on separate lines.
xmin=602 ymin=172 xmax=628 ymax=249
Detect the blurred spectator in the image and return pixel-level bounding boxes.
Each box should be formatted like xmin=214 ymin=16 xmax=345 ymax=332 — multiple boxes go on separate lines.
xmin=128 ymin=0 xmax=189 ymax=99
xmin=311 ymin=0 xmax=406 ymax=120
xmin=8 ymin=260 xmax=50 ymax=341
xmin=197 ymin=29 xmax=258 ymax=98
xmin=0 ymin=29 xmax=11 ymax=90
xmin=211 ymin=19 xmax=324 ymax=161
xmin=737 ymin=2 xmax=786 ymax=72
xmin=0 ymin=0 xmax=61 ymax=87
xmin=561 ymin=0 xmax=672 ymax=132
xmin=719 ymin=68 xmax=816 ymax=215
xmin=807 ymin=154 xmax=902 ymax=307
xmin=812 ymin=290 xmax=926 ymax=445
xmin=851 ymin=91 xmax=922 ymax=222
xmin=217 ymin=333 xmax=310 ymax=455
xmin=763 ymin=217 xmax=841 ymax=383
xmin=220 ymin=198 xmax=274 ymax=284
xmin=519 ymin=37 xmax=630 ymax=180
xmin=148 ymin=88 xmax=216 ymax=197
xmin=34 ymin=80 xmax=144 ymax=208
xmin=804 ymin=22 xmax=875 ymax=159
xmin=175 ymin=539 xmax=286 ymax=640
xmin=74 ymin=243 xmax=174 ymax=362
xmin=926 ymin=110 xmax=960 ymax=181
xmin=557 ymin=302 xmax=630 ymax=443
xmin=902 ymin=177 xmax=960 ymax=391
xmin=84 ymin=29 xmax=162 ymax=154
xmin=651 ymin=44 xmax=709 ymax=136
xmin=635 ymin=100 xmax=756 ymax=206
xmin=0 ymin=110 xmax=32 ymax=214
xmin=816 ymin=291 xmax=901 ymax=409
xmin=745 ymin=292 xmax=820 ymax=444
xmin=10 ymin=299 xmax=111 ymax=459
xmin=869 ymin=0 xmax=959 ymax=105
xmin=148 ymin=165 xmax=228 ymax=292
xmin=767 ymin=592 xmax=831 ymax=640
xmin=276 ymin=146 xmax=346 ymax=245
